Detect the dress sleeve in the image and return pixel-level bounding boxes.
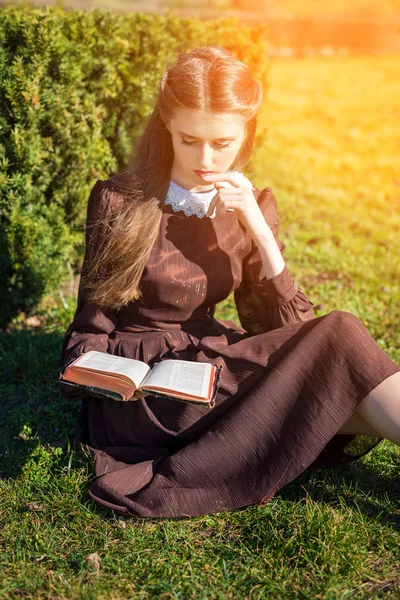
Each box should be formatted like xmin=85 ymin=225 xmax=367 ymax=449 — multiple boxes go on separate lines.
xmin=234 ymin=187 xmax=316 ymax=335
xmin=60 ymin=180 xmax=120 ymax=402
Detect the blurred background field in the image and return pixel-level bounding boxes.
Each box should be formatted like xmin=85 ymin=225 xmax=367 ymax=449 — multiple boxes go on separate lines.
xmin=2 ymin=0 xmax=400 ymax=53
xmin=1 ymin=4 xmax=400 ymax=597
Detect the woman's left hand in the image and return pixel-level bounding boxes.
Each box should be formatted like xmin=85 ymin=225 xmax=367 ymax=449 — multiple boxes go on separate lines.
xmin=204 ymin=173 xmax=272 ymax=241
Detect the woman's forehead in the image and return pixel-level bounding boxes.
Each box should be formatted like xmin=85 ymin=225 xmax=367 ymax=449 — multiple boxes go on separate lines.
xmin=170 ymin=108 xmax=245 ymax=138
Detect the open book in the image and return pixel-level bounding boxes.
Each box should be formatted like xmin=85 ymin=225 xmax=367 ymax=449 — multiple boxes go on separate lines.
xmin=59 ymin=350 xmax=222 ymax=408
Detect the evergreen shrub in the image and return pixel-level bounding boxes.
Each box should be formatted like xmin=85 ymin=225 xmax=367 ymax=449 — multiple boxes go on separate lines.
xmin=0 ymin=2 xmax=270 ymax=326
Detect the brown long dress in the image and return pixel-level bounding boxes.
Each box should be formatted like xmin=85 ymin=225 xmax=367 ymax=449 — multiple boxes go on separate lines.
xmin=60 ymin=179 xmax=400 ymax=518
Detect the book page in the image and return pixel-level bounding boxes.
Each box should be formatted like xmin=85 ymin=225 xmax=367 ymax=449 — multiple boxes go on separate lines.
xmin=73 ymin=351 xmax=150 ymax=388
xmin=141 ymin=360 xmax=211 ymax=398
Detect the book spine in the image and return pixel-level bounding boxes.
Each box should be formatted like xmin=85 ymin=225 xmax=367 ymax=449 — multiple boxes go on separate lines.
xmin=211 ymin=363 xmax=223 ymax=406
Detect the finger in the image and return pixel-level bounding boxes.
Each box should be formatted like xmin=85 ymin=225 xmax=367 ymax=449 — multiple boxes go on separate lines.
xmin=215 ymin=200 xmax=237 ymax=220
xmin=206 ymin=190 xmax=244 ymax=217
xmin=215 ymin=184 xmax=242 ymax=194
xmin=202 ymin=173 xmax=241 ymax=187
xmin=205 ymin=196 xmax=219 ymax=218
xmin=206 ymin=188 xmax=243 ymax=217
xmin=215 ymin=190 xmax=244 ymax=201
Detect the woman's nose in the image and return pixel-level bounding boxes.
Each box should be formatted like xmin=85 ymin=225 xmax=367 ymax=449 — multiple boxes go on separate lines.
xmin=198 ymin=144 xmax=214 ymax=168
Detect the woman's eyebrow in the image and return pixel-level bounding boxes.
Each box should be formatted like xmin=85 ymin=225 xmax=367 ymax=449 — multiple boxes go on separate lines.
xmin=178 ymin=131 xmax=236 ymax=141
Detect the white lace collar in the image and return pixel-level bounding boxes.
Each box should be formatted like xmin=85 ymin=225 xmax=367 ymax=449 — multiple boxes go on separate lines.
xmin=164 ymin=171 xmax=255 ymax=218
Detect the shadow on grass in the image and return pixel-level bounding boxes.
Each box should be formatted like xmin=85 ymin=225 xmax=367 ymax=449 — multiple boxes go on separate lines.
xmin=278 ymin=461 xmax=400 ymax=530
xmin=1 ymin=329 xmax=399 ymax=533
xmin=0 ymin=328 xmax=82 ymax=479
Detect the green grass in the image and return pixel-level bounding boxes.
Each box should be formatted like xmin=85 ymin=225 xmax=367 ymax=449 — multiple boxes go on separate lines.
xmin=1 ymin=56 xmax=399 ymax=599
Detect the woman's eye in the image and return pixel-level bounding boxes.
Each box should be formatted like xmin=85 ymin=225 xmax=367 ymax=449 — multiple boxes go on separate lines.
xmin=180 ymin=139 xmax=230 ymax=150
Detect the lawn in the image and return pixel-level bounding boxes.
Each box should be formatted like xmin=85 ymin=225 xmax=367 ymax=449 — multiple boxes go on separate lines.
xmin=0 ymin=55 xmax=399 ymax=599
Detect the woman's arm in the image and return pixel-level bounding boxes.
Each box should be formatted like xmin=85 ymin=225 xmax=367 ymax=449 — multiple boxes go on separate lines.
xmin=252 ymin=219 xmax=286 ymax=281
xmin=60 ymin=180 xmax=121 ymax=402
xmin=234 ymin=187 xmax=316 ymax=335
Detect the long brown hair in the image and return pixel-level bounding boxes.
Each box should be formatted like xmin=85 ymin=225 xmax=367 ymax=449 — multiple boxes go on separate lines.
xmin=80 ymin=45 xmax=263 ymax=311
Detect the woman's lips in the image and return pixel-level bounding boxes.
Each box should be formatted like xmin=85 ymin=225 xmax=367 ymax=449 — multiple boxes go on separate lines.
xmin=194 ymin=170 xmax=214 ymax=178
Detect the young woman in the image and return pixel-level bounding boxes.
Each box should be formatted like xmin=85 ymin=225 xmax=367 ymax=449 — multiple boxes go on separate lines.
xmin=61 ymin=45 xmax=400 ymax=518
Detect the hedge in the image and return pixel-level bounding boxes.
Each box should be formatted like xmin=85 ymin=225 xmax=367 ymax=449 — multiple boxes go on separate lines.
xmin=0 ymin=2 xmax=271 ymax=327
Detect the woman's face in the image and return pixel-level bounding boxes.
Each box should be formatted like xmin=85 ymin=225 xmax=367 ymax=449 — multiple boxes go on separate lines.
xmin=166 ymin=108 xmax=246 ymax=192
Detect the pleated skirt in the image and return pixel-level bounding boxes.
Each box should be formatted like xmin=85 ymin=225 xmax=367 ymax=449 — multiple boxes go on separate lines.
xmin=74 ymin=310 xmax=400 ymax=518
